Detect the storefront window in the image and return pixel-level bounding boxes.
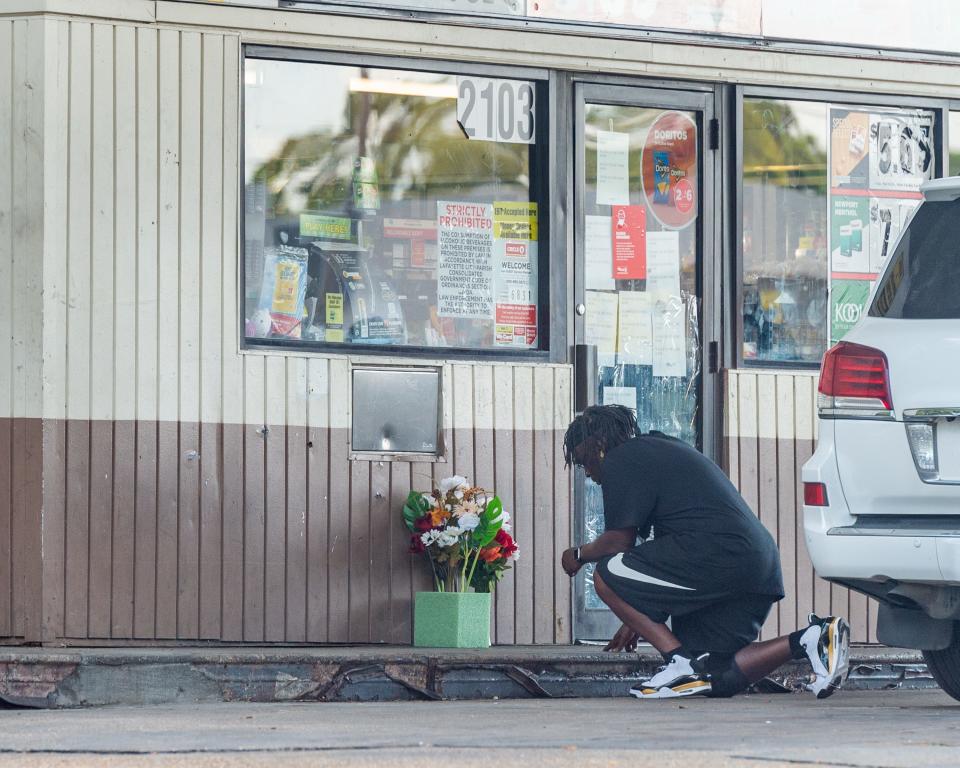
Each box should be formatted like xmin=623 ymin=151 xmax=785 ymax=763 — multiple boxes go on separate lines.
xmin=243 ymin=56 xmax=547 ymax=353
xmin=742 ymin=99 xmax=828 ymax=365
xmin=951 ymin=111 xmax=960 ymax=176
xmin=742 ymin=98 xmax=936 ymax=365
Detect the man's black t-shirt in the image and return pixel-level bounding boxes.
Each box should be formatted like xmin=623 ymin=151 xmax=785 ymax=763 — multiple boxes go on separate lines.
xmin=600 ymin=432 xmax=784 ymax=598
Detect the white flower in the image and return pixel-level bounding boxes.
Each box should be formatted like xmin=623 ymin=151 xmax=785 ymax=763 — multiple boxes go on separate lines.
xmin=496 ymin=509 xmax=512 ymax=532
xmin=421 ymin=530 xmax=441 ymax=546
xmin=439 ymin=475 xmax=468 ymax=493
xmin=457 ymin=500 xmax=479 ymax=517
xmin=457 ymin=513 xmax=480 ymax=531
xmin=511 ymin=547 xmax=520 ymax=562
xmin=421 ymin=493 xmax=435 ymax=506
xmin=437 ymin=527 xmax=463 ymax=547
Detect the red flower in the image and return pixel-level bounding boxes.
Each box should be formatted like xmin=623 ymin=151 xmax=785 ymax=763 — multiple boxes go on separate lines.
xmin=408 ymin=534 xmax=426 ymax=554
xmin=414 ymin=515 xmax=433 ymax=533
xmin=479 ymin=545 xmax=502 ymax=564
xmin=495 ymin=529 xmax=517 ymax=557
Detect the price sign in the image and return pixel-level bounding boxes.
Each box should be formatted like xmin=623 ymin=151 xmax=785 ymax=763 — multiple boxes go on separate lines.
xmin=457 ymin=77 xmax=536 ymax=145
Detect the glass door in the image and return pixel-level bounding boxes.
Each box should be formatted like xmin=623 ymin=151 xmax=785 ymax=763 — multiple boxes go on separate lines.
xmin=573 ymin=84 xmax=719 ymax=641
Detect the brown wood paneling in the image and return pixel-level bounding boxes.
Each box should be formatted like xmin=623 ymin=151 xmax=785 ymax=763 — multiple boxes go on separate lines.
xmin=0 ymin=418 xmax=11 ymax=637
xmin=133 ymin=420 xmax=158 ymax=638
xmin=243 ymin=423 xmax=265 ymax=642
xmin=368 ymin=459 xmax=391 ymax=643
xmin=177 ymin=422 xmax=201 ymax=638
xmin=111 ymin=420 xmax=136 ymax=638
xmin=513 ymin=369 xmax=534 ymax=645
xmin=264 ymin=424 xmax=287 ymax=642
xmin=155 ymin=420 xmax=180 ymax=639
xmin=285 ymin=424 xmax=307 ymax=643
xmin=87 ymin=420 xmax=114 ymax=638
xmin=220 ymin=422 xmax=244 ymax=641
xmin=388 ymin=461 xmax=413 ymax=644
xmin=41 ymin=418 xmax=67 ymax=643
xmin=776 ymin=435 xmax=797 ymax=635
xmin=553 ymin=369 xmax=572 ymax=644
xmin=12 ymin=419 xmax=42 ymax=641
xmin=326 ymin=426 xmax=350 ymax=643
xmin=348 ymin=460 xmax=370 ymax=642
xmin=199 ymin=422 xmax=223 ymax=639
xmin=533 ymin=367 xmax=555 ymax=643
xmin=64 ymin=420 xmax=90 ymax=638
xmin=409 ymin=462 xmax=435 ymax=598
xmin=492 ymin=370 xmax=516 ymax=646
xmin=305 ymin=425 xmax=329 ymax=643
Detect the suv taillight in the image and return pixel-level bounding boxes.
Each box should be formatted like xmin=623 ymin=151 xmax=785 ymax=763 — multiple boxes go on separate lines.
xmin=818 ymin=342 xmax=894 ymax=419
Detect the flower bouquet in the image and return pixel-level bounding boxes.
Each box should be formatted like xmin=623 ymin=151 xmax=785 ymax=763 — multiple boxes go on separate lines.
xmin=403 ymin=475 xmax=519 ymax=647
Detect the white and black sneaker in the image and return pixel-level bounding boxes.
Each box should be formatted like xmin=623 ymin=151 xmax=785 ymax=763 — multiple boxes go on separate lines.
xmin=630 ymin=652 xmax=712 ymax=699
xmin=799 ymin=613 xmax=850 ymax=699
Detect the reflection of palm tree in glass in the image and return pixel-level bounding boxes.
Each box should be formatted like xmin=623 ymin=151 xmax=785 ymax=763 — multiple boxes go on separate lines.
xmin=252 ymin=86 xmax=531 ymax=217
xmin=743 ymin=100 xmax=827 ymax=192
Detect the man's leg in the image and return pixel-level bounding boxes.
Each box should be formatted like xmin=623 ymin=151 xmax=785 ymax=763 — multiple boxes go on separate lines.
xmin=676 ymin=598 xmax=851 ymax=699
xmin=734 ymin=636 xmax=793 ymax=683
xmin=593 ymin=570 xmax=680 ymax=655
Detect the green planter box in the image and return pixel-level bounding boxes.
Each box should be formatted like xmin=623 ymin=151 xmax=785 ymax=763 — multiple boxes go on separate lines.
xmin=413 ymin=591 xmax=491 ymax=648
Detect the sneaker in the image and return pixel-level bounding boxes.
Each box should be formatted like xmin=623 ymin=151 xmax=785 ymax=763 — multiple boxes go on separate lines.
xmin=799 ymin=613 xmax=850 ymax=699
xmin=629 ymin=653 xmax=713 ymax=699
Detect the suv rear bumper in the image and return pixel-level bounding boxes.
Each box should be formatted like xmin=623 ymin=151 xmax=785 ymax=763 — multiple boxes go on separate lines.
xmin=802 ymin=424 xmax=960 ymax=584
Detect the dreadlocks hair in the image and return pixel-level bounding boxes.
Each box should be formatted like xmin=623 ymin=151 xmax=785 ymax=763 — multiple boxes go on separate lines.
xmin=563 ymin=404 xmax=638 ymax=468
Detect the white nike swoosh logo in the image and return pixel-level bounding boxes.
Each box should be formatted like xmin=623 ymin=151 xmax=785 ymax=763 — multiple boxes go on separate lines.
xmin=606 ymin=553 xmax=695 ymax=591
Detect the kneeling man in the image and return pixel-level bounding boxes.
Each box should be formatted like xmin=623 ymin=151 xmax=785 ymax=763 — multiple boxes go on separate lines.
xmin=562 ymin=405 xmax=849 ymax=700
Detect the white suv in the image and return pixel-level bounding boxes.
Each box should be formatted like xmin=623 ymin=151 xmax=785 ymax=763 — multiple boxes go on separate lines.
xmin=803 ymin=177 xmax=960 ymax=700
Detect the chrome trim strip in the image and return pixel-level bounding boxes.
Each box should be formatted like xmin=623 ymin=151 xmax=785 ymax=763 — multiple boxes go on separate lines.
xmin=903 ymin=408 xmax=960 ymax=421
xmin=819 ymin=409 xmax=896 ymax=421
xmin=828 ymin=526 xmax=960 ymax=537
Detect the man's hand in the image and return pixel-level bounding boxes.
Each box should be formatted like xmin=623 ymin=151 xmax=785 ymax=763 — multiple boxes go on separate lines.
xmin=605 ymin=623 xmax=639 ymax=652
xmin=561 ymin=547 xmax=582 ymax=577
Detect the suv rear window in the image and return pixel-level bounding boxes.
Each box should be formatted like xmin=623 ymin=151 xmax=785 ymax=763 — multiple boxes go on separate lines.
xmin=870 ymin=199 xmax=960 ymax=319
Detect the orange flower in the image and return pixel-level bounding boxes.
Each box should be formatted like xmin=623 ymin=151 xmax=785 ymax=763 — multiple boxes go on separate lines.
xmin=429 ymin=507 xmax=450 ymax=527
xmin=479 ymin=545 xmax=502 ymax=564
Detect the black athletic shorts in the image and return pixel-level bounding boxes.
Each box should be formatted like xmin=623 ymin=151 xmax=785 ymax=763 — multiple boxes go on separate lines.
xmin=595 ymin=536 xmax=778 ymax=656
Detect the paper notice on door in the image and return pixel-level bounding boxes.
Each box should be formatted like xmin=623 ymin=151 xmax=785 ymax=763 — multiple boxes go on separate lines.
xmin=603 ymin=386 xmax=637 ymax=413
xmin=596 ymin=130 xmax=630 ymax=205
xmin=611 ymin=205 xmax=647 ymax=280
xmin=646 ymin=230 xmax=681 ymax=298
xmin=617 ymin=291 xmax=652 ymax=365
xmin=585 ymin=290 xmax=619 ymax=364
xmin=652 ymin=292 xmax=687 ymax=378
xmin=585 ymin=215 xmax=616 ymax=290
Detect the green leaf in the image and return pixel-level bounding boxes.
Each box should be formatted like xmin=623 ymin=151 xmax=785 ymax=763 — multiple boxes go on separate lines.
xmin=402 ymin=490 xmax=430 ymax=531
xmin=470 ymin=495 xmax=503 ymax=548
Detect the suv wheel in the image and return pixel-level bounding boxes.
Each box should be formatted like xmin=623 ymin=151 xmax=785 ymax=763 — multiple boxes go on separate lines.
xmin=922 ymin=635 xmax=960 ymax=702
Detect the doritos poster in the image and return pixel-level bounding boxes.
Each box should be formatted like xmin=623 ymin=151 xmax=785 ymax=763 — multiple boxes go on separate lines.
xmin=641 ymin=111 xmax=698 ymax=230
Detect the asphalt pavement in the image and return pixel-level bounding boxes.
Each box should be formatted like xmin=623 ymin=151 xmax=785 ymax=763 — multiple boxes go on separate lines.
xmin=0 ymin=689 xmax=956 ymax=768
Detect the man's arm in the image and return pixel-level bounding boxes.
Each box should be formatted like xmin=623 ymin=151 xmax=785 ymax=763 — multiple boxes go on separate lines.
xmin=561 ymin=527 xmax=636 ymax=577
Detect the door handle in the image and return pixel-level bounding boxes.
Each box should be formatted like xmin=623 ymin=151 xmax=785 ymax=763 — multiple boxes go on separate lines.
xmin=573 ymin=344 xmax=597 ymax=413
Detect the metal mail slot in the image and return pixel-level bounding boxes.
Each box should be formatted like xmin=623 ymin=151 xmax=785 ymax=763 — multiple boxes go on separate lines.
xmin=351 ymin=366 xmax=441 ymax=455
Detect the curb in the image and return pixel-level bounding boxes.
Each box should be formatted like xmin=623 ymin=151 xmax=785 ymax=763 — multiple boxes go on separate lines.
xmin=0 ymin=645 xmax=935 ymax=708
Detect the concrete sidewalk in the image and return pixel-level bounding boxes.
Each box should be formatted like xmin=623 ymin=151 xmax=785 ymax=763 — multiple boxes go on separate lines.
xmin=0 ymin=690 xmax=956 ymax=768
xmin=0 ymin=644 xmax=933 ymax=708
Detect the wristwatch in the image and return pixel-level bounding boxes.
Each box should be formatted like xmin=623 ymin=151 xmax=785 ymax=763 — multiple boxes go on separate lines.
xmin=574 ymin=546 xmax=585 ymax=565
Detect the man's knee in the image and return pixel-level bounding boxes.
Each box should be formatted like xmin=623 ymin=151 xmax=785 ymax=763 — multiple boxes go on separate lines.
xmin=707 ymin=659 xmax=750 ymax=698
